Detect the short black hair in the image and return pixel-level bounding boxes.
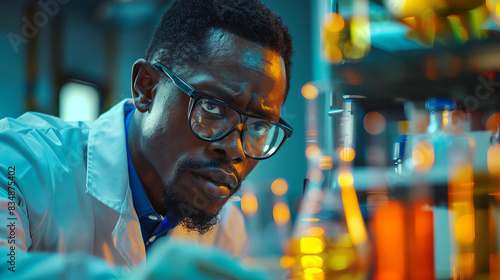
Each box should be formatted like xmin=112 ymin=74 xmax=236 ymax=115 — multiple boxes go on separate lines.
xmin=145 ymin=0 xmax=293 ymax=98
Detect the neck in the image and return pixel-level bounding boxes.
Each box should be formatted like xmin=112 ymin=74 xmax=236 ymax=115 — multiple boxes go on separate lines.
xmin=128 ymin=114 xmax=167 ymax=215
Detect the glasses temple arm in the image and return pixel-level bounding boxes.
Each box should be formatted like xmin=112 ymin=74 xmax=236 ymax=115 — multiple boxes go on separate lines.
xmin=154 ymin=63 xmax=195 ymax=97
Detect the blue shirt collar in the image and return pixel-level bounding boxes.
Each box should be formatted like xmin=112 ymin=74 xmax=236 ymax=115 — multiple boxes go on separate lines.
xmin=124 ymin=107 xmax=180 ymax=246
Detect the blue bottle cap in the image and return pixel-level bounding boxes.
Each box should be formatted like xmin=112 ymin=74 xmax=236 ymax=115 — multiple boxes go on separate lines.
xmin=393 ymin=134 xmax=408 ymax=161
xmin=425 ymin=98 xmax=456 ymax=111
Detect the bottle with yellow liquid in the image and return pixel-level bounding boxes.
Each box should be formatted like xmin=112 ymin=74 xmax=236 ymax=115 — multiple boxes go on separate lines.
xmin=282 ymin=171 xmax=371 ymax=280
xmin=282 ymin=95 xmax=371 ymax=280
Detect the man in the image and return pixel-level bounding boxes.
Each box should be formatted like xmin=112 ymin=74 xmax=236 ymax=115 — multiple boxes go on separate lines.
xmin=0 ymin=0 xmax=293 ymax=279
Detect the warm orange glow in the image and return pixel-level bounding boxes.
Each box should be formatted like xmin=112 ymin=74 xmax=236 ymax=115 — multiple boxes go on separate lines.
xmin=301 ymin=255 xmax=324 ymax=269
xmin=271 ymin=178 xmax=288 ymax=196
xmin=372 ymin=200 xmax=406 ymax=280
xmin=341 ymin=68 xmax=364 ymax=86
xmin=398 ymin=121 xmax=409 ymax=135
xmin=339 ymin=147 xmax=356 ymax=162
xmin=307 ymin=188 xmax=324 ymax=202
xmin=319 ymin=156 xmax=333 ymax=170
xmin=409 ymin=200 xmax=434 ymax=280
xmin=442 ymin=110 xmax=449 ymax=126
xmin=324 ymin=12 xmax=345 ymax=32
xmin=302 ymin=84 xmax=319 ymax=100
xmin=412 ymin=140 xmax=435 ymax=173
xmin=324 ymin=44 xmax=343 ymax=64
xmin=424 ymin=55 xmax=439 ymax=80
xmin=449 ymin=163 xmax=476 ymax=276
xmin=303 ymin=268 xmax=324 ymax=280
xmin=300 ymin=237 xmax=325 ymax=254
xmin=241 ymin=192 xmax=258 ymax=217
xmin=339 ymin=170 xmax=368 ymax=245
xmin=305 ymin=145 xmax=321 ymax=159
xmin=455 ymin=214 xmax=475 ymax=245
xmin=273 ymin=202 xmax=290 ymax=226
xmin=338 ymin=170 xmax=354 ymax=187
xmin=280 ymin=255 xmax=296 ymax=269
xmin=488 ymin=144 xmax=500 ymax=176
xmin=364 ymin=111 xmax=386 ymax=135
xmin=456 ymin=253 xmax=476 ymax=279
xmin=307 ymin=227 xmax=325 ymax=237
xmin=305 ymin=201 xmax=321 ymax=215
xmin=486 ymin=112 xmax=500 ymax=132
xmin=302 ymin=218 xmax=320 ymax=222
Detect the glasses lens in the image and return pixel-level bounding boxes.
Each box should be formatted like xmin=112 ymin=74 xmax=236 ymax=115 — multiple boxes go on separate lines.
xmin=244 ymin=121 xmax=286 ymax=158
xmin=190 ymin=98 xmax=239 ymax=139
xmin=189 ymin=96 xmax=286 ymax=159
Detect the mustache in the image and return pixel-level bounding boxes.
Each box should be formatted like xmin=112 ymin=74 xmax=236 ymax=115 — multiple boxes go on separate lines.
xmin=178 ymin=159 xmax=242 ymax=187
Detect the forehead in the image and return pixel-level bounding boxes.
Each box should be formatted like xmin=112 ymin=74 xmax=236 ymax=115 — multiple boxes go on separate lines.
xmin=185 ymin=29 xmax=287 ymax=120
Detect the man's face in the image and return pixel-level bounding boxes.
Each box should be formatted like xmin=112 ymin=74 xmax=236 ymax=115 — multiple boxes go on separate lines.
xmin=136 ymin=29 xmax=287 ymax=232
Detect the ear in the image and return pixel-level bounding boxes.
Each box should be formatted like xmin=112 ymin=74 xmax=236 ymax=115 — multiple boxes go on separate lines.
xmin=131 ymin=59 xmax=160 ymax=113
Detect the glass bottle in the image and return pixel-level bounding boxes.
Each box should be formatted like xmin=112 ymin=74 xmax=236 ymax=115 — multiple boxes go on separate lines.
xmin=282 ymin=94 xmax=370 ymax=280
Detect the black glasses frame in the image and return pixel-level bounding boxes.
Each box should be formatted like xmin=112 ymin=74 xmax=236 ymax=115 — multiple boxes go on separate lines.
xmin=153 ymin=62 xmax=293 ymax=160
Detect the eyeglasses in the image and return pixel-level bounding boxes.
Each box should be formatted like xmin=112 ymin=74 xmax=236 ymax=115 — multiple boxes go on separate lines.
xmin=153 ymin=62 xmax=293 ymax=160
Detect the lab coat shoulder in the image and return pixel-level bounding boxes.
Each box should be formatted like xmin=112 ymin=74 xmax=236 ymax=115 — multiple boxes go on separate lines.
xmin=0 ymin=111 xmax=91 ymax=251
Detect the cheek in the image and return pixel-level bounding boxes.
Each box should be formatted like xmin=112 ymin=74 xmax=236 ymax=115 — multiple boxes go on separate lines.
xmin=240 ymin=159 xmax=259 ymax=180
xmin=140 ymin=95 xmax=195 ymax=176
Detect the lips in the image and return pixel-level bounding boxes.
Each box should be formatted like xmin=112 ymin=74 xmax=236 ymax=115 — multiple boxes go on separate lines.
xmin=190 ymin=168 xmax=239 ymax=199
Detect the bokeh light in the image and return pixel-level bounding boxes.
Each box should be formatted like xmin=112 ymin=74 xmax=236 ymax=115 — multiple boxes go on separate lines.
xmin=485 ymin=111 xmax=500 ymax=131
xmin=324 ymin=44 xmax=344 ymax=64
xmin=324 ymin=12 xmax=345 ymax=32
xmin=338 ymin=170 xmax=354 ymax=187
xmin=412 ymin=140 xmax=435 ymax=173
xmin=301 ymin=255 xmax=324 ymax=269
xmin=455 ymin=214 xmax=475 ymax=245
xmin=302 ymin=84 xmax=319 ymax=100
xmin=306 ymin=145 xmax=321 ymax=159
xmin=271 ymin=178 xmax=289 ymax=196
xmin=273 ymin=202 xmax=291 ymax=226
xmin=280 ymin=255 xmax=296 ymax=269
xmin=305 ymin=201 xmax=322 ymax=215
xmin=339 ymin=147 xmax=356 ymax=162
xmin=488 ymin=144 xmax=500 ymax=176
xmin=307 ymin=168 xmax=324 ymax=184
xmin=319 ymin=156 xmax=333 ymax=170
xmin=302 ymin=218 xmax=320 ymax=222
xmin=363 ymin=111 xmax=386 ymax=135
xmin=307 ymin=227 xmax=325 ymax=237
xmin=300 ymin=237 xmax=325 ymax=254
xmin=307 ymin=188 xmax=324 ymax=202
xmin=303 ymin=268 xmax=324 ymax=280
xmin=241 ymin=192 xmax=258 ymax=217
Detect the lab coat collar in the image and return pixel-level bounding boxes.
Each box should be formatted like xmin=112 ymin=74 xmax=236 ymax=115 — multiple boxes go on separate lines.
xmin=86 ymin=99 xmax=131 ymax=212
xmin=85 ymin=99 xmax=145 ymax=267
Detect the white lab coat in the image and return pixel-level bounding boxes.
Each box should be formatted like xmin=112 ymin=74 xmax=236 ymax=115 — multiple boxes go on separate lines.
xmin=0 ymin=99 xmax=248 ymax=279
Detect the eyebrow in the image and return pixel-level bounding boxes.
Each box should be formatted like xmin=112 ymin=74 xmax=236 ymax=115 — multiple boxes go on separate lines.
xmin=203 ymin=86 xmax=279 ymax=121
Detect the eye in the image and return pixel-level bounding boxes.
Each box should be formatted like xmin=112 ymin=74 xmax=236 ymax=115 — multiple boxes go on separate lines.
xmin=200 ymin=100 xmax=223 ymax=116
xmin=251 ymin=122 xmax=272 ymax=136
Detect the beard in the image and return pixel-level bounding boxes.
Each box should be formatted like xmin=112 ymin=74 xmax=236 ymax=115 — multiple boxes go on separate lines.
xmin=161 ymin=159 xmax=241 ymax=234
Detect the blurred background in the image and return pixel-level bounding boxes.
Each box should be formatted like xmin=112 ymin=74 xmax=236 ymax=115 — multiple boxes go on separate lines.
xmin=0 ymin=1 xmax=311 ymax=221
xmin=3 ymin=0 xmax=500 ymax=279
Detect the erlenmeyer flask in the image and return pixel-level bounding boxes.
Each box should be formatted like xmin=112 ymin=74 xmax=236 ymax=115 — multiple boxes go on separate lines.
xmin=282 ymin=89 xmax=371 ymax=280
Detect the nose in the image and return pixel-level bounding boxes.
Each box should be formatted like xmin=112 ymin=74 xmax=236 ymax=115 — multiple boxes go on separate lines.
xmin=207 ymin=124 xmax=246 ymax=163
